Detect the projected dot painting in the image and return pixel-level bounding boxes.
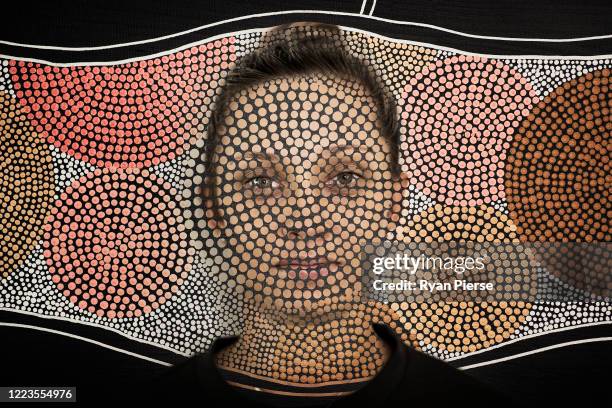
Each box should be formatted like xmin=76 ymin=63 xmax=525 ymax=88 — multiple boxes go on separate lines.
xmin=0 ymin=92 xmax=55 ymax=279
xmin=0 ymin=22 xmax=610 ymax=376
xmin=43 ymin=167 xmax=191 ymax=319
xmin=11 ymin=38 xmax=236 ymax=168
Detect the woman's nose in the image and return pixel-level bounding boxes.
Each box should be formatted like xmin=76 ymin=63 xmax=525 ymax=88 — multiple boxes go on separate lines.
xmin=277 ymin=185 xmax=326 ymax=239
xmin=280 ymin=220 xmax=327 ymax=241
xmin=286 ymin=227 xmax=307 ymax=240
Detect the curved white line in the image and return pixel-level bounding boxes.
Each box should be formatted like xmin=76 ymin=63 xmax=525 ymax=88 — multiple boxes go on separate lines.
xmin=0 ymin=322 xmax=172 ymax=366
xmin=1 ymin=10 xmax=611 ymax=51
xmin=2 ymin=305 xmax=610 ymax=360
xmin=1 ymin=321 xmax=608 ymax=372
xmin=459 ymin=337 xmax=612 ymax=370
xmin=2 ymin=26 xmax=611 ymax=67
xmin=368 ymin=1 xmax=378 ymax=17
xmin=0 ymin=307 xmax=192 ymax=357
xmin=359 ymin=1 xmax=367 ymax=15
xmin=447 ymin=320 xmax=612 ymax=362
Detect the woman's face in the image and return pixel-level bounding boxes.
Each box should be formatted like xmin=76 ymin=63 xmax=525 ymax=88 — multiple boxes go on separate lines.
xmin=208 ymin=73 xmax=402 ymax=316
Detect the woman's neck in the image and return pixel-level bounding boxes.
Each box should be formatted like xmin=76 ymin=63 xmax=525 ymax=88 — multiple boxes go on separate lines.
xmin=214 ymin=305 xmax=392 ymax=384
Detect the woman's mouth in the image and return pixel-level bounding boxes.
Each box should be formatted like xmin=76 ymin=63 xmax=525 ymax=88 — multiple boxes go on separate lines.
xmin=275 ymin=258 xmax=338 ymax=280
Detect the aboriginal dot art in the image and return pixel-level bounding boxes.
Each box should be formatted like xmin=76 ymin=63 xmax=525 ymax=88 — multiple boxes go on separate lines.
xmin=0 ymin=22 xmax=610 ymax=375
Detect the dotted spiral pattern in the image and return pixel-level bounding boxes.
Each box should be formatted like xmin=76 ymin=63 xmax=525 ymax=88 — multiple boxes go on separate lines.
xmin=505 ymin=69 xmax=611 ymax=297
xmin=43 ymin=167 xmax=192 ymax=318
xmin=400 ymin=55 xmax=537 ymax=206
xmin=394 ymin=204 xmax=532 ymax=353
xmin=10 ymin=38 xmax=236 ymax=168
xmin=505 ymin=69 xmax=610 ymax=242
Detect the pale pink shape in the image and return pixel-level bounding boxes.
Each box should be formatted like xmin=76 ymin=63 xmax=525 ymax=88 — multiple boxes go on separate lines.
xmin=399 ymin=55 xmax=538 ymax=206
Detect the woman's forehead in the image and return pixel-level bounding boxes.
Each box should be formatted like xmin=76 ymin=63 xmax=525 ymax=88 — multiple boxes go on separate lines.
xmin=229 ymin=73 xmax=378 ymax=110
xmin=216 ymin=73 xmax=389 ymax=156
xmin=219 ymin=139 xmax=382 ymax=162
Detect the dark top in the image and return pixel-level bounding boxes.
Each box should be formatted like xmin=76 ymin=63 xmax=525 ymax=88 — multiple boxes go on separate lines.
xmin=137 ymin=323 xmax=517 ymax=406
xmin=217 ymin=364 xmax=369 ymax=407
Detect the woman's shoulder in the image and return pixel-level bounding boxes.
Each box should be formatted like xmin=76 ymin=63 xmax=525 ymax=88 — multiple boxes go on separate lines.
xmin=128 ymin=353 xmax=209 ymax=402
xmin=138 ymin=336 xmax=241 ymax=402
xmin=370 ymin=323 xmax=516 ymax=405
xmin=395 ymin=343 xmax=516 ymax=404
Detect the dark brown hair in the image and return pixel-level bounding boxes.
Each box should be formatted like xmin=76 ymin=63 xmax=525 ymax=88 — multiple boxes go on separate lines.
xmin=199 ymin=22 xmax=401 ymax=221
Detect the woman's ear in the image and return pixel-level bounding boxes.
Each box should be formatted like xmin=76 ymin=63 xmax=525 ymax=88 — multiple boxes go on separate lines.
xmin=199 ymin=182 xmax=227 ymax=231
xmin=389 ymin=171 xmax=409 ymax=224
xmin=205 ymin=210 xmax=226 ymax=231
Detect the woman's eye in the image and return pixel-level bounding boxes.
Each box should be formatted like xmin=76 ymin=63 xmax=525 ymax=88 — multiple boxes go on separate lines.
xmin=328 ymin=171 xmax=361 ymax=188
xmin=246 ymin=176 xmax=279 ymax=190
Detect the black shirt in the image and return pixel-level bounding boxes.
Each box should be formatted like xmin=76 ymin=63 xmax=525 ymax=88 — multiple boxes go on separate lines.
xmin=136 ymin=323 xmax=517 ymax=406
xmin=217 ymin=365 xmax=369 ymax=407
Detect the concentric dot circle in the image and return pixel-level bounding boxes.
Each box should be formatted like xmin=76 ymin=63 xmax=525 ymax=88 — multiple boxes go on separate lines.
xmin=0 ymin=91 xmax=54 ymax=279
xmin=397 ymin=204 xmax=519 ymax=242
xmin=395 ymin=204 xmax=532 ymax=353
xmin=393 ymin=300 xmax=530 ymax=354
xmin=505 ymin=69 xmax=611 ymax=296
xmin=43 ymin=167 xmax=192 ymax=318
xmin=10 ymin=38 xmax=236 ymax=168
xmin=505 ymin=69 xmax=610 ymax=242
xmin=400 ymin=55 xmax=537 ymax=206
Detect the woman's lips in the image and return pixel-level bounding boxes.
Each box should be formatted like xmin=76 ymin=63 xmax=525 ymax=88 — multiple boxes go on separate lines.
xmin=275 ymin=259 xmax=337 ymax=280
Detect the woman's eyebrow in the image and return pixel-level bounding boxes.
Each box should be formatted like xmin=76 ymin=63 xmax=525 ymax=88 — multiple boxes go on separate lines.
xmin=243 ymin=151 xmax=281 ymax=163
xmin=323 ymin=143 xmax=374 ymax=172
xmin=240 ymin=151 xmax=286 ymax=177
xmin=326 ymin=142 xmax=373 ymax=155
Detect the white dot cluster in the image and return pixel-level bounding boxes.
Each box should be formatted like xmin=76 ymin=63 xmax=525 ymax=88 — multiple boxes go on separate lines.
xmin=151 ymin=153 xmax=191 ymax=189
xmin=506 ymin=58 xmax=612 ymax=98
xmin=50 ymin=145 xmax=96 ymax=196
xmin=235 ymin=31 xmax=262 ymax=57
xmin=0 ymin=59 xmax=14 ymax=97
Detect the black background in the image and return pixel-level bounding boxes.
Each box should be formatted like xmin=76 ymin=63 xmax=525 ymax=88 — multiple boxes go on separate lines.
xmin=1 ymin=0 xmax=611 ymax=405
xmin=4 ymin=0 xmax=612 ymax=46
xmin=2 ymin=0 xmax=612 ymax=60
